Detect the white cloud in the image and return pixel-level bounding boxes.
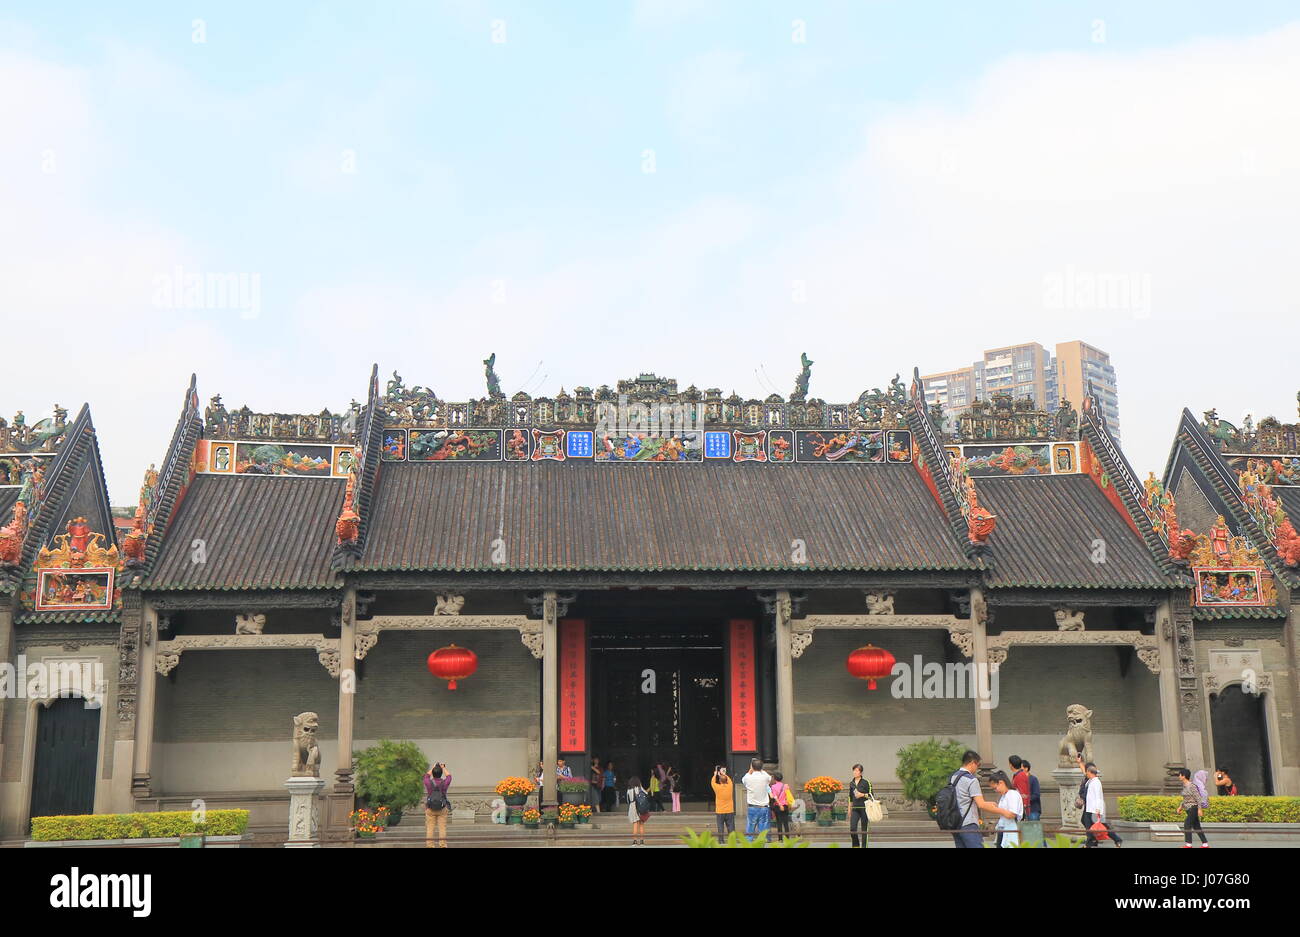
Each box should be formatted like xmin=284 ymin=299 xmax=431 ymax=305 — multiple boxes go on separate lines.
xmin=666 ymin=49 xmax=760 ymax=145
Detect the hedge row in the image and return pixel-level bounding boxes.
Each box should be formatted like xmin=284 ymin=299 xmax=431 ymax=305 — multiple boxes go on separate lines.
xmin=30 ymin=810 xmax=250 ymax=841
xmin=1118 ymin=796 xmax=1300 ymax=823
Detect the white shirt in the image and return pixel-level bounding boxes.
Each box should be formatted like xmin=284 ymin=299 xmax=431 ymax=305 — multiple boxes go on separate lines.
xmin=742 ymin=770 xmax=772 ymax=806
xmin=1084 ymin=776 xmax=1104 ymax=816
xmin=996 ymin=789 xmax=1023 ymax=846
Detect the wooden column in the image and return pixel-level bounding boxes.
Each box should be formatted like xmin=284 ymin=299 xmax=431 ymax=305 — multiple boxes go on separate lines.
xmin=542 ymin=590 xmax=558 ymax=806
xmin=335 ymin=588 xmax=357 ymax=790
xmin=1154 ymin=598 xmax=1185 ymax=787
xmin=773 ymin=590 xmax=798 ymax=786
xmin=131 ymin=602 xmax=159 ymax=796
xmin=969 ymin=587 xmax=994 ymax=766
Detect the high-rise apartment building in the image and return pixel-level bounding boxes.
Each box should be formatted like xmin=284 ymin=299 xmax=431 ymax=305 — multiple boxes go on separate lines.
xmin=922 ymin=340 xmax=1120 ymax=440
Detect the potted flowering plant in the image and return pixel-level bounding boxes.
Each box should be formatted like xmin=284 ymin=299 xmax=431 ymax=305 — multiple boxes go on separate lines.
xmin=541 ymin=807 xmax=558 ymax=827
xmin=350 ymin=807 xmax=389 ymax=839
xmin=522 ymin=808 xmax=541 ymax=830
xmin=803 ymin=776 xmax=843 ymax=805
xmin=557 ymin=779 xmax=589 ymax=805
xmin=557 ymin=803 xmax=580 ymax=828
xmin=496 ymin=777 xmax=536 ymax=807
xmin=575 ymin=803 xmax=594 ymax=826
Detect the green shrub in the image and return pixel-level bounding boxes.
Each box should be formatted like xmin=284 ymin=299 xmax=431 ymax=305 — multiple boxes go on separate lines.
xmin=31 ymin=810 xmax=249 ymax=841
xmin=353 ymin=739 xmax=429 ymax=812
xmin=896 ymin=737 xmax=967 ymax=806
xmin=1118 ymin=796 xmax=1300 ymax=823
xmin=557 ymin=779 xmax=589 ymax=793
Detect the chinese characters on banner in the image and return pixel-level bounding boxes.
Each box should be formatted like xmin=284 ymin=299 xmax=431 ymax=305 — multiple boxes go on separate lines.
xmin=559 ymin=619 xmax=587 ymax=752
xmin=728 ymin=619 xmax=757 ymax=752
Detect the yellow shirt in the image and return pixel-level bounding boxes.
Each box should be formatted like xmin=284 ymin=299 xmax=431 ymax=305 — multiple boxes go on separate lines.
xmin=711 ymin=777 xmax=735 ymax=814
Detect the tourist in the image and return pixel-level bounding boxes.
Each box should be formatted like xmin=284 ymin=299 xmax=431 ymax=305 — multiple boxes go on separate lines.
xmin=535 ymin=761 xmax=544 ymax=794
xmin=423 ymin=762 xmax=452 ymax=848
xmin=666 ymin=763 xmax=682 ymax=813
xmin=556 ymin=757 xmax=573 ymax=779
xmin=627 ymin=776 xmax=650 ymax=846
xmin=741 ymin=758 xmax=773 ymax=839
xmin=989 ymin=771 xmax=1023 ymax=847
xmin=589 ymin=757 xmax=603 ymax=811
xmin=601 ymin=761 xmax=617 ymax=812
xmin=1178 ymin=768 xmax=1210 ymax=848
xmin=1215 ymin=766 xmax=1238 ymax=796
xmin=1009 ymin=755 xmax=1031 ymax=814
xmin=948 ymin=750 xmax=1015 ymax=848
xmin=1022 ymin=760 xmax=1042 ymax=821
xmin=649 ymin=763 xmax=664 ymax=811
xmin=847 ymin=763 xmax=873 ymax=848
xmin=711 ymin=765 xmax=736 ymax=839
xmin=1080 ymin=757 xmax=1122 ymax=848
xmin=770 ymin=770 xmax=793 ymax=841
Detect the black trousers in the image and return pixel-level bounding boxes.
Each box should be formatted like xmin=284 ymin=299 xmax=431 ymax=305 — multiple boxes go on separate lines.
xmin=1082 ymin=811 xmax=1122 ymax=847
xmin=850 ymin=807 xmax=870 ymax=847
xmin=600 ymin=787 xmax=615 ymax=812
xmin=1184 ymin=806 xmax=1207 ymax=844
xmin=772 ymin=807 xmax=791 ymax=838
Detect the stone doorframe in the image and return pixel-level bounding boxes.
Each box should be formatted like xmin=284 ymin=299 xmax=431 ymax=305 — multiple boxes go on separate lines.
xmin=355 ymin=614 xmax=542 ymax=661
xmin=17 ymin=668 xmax=111 ymax=837
xmin=1201 ymin=652 xmax=1283 ymax=795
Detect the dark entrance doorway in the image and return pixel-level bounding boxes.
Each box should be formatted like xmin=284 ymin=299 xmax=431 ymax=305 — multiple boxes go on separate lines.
xmin=30 ymin=695 xmax=100 ymax=823
xmin=585 ymin=591 xmax=749 ymax=802
xmin=1210 ymin=685 xmax=1273 ymax=796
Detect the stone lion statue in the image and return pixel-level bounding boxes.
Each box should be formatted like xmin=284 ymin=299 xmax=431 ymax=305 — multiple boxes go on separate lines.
xmin=235 ymin=612 xmax=266 ymax=634
xmin=434 ymin=593 xmax=465 ymax=615
xmin=1058 ymin=704 xmax=1094 ymax=766
xmin=490 ymin=798 xmax=507 ymax=824
xmin=1054 ymin=608 xmax=1085 ymax=631
xmin=292 ymin=711 xmax=321 ymax=777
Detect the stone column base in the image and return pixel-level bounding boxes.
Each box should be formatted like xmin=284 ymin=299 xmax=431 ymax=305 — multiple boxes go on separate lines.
xmin=1052 ymin=767 xmax=1084 ymax=831
xmin=284 ymin=776 xmax=325 ymax=848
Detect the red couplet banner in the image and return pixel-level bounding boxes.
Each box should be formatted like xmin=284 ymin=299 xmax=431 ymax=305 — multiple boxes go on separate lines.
xmin=559 ymin=619 xmax=586 ymax=753
xmin=728 ymin=619 xmax=757 ymax=753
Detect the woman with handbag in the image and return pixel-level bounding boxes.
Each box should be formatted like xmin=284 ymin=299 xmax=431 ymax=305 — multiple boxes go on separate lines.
xmin=769 ymin=770 xmax=794 ymax=841
xmin=848 ymin=763 xmax=875 ymax=848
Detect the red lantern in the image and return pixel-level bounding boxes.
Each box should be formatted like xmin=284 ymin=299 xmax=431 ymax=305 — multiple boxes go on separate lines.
xmin=846 ymin=644 xmax=896 ymax=690
xmin=426 ymin=644 xmax=478 ymax=690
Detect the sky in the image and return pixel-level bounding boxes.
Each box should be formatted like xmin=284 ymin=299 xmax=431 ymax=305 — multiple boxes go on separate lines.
xmin=3 ymin=1 xmax=1299 ymax=500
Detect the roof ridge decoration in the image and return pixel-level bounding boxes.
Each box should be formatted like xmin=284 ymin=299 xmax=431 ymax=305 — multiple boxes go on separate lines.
xmin=135 ymin=376 xmax=203 ymax=583
xmin=1169 ymin=407 xmax=1300 ymax=587
xmin=0 ymin=404 xmax=70 ymax=454
xmin=1200 ymin=392 xmax=1300 ymax=455
xmin=333 ymin=364 xmax=383 ymax=568
xmin=907 ymin=367 xmax=984 ymax=560
xmin=947 ymin=393 xmax=1080 ymax=444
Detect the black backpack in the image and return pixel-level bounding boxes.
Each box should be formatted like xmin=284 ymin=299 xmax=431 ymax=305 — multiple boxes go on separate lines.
xmin=426 ymin=780 xmax=449 ymax=811
xmin=935 ymin=770 xmax=970 ymax=830
xmin=633 ymin=789 xmax=650 ymax=815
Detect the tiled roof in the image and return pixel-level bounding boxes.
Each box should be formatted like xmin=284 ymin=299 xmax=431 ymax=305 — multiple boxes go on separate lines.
xmin=146 ymin=475 xmax=345 ymax=590
xmin=359 ymin=461 xmax=976 ymax=573
xmin=0 ymin=488 xmax=16 ymax=522
xmin=1191 ymin=604 xmax=1288 ymax=621
xmin=1277 ymin=487 xmax=1300 ymax=525
xmin=978 ymin=475 xmax=1173 ymax=589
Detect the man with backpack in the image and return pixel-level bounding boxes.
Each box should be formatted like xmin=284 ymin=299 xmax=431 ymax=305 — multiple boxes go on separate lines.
xmin=423 ymin=761 xmax=453 ymax=848
xmin=937 ymin=750 xmax=1015 ymax=848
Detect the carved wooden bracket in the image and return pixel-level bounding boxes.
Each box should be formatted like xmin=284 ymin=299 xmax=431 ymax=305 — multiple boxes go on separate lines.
xmin=155 ymin=634 xmax=341 ymax=675
xmin=787 ymin=613 xmax=971 ymax=659
xmin=360 ymin=614 xmax=543 ymax=660
xmin=985 ymin=631 xmax=1161 ymax=674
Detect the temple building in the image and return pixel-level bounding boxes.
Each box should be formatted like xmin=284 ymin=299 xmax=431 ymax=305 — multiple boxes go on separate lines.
xmin=0 ymin=359 xmax=1295 ymax=840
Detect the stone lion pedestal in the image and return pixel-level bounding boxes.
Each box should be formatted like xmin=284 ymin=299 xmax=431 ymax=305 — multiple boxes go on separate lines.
xmin=285 ymin=776 xmax=325 ymax=847
xmin=1051 ymin=767 xmax=1084 ymax=831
